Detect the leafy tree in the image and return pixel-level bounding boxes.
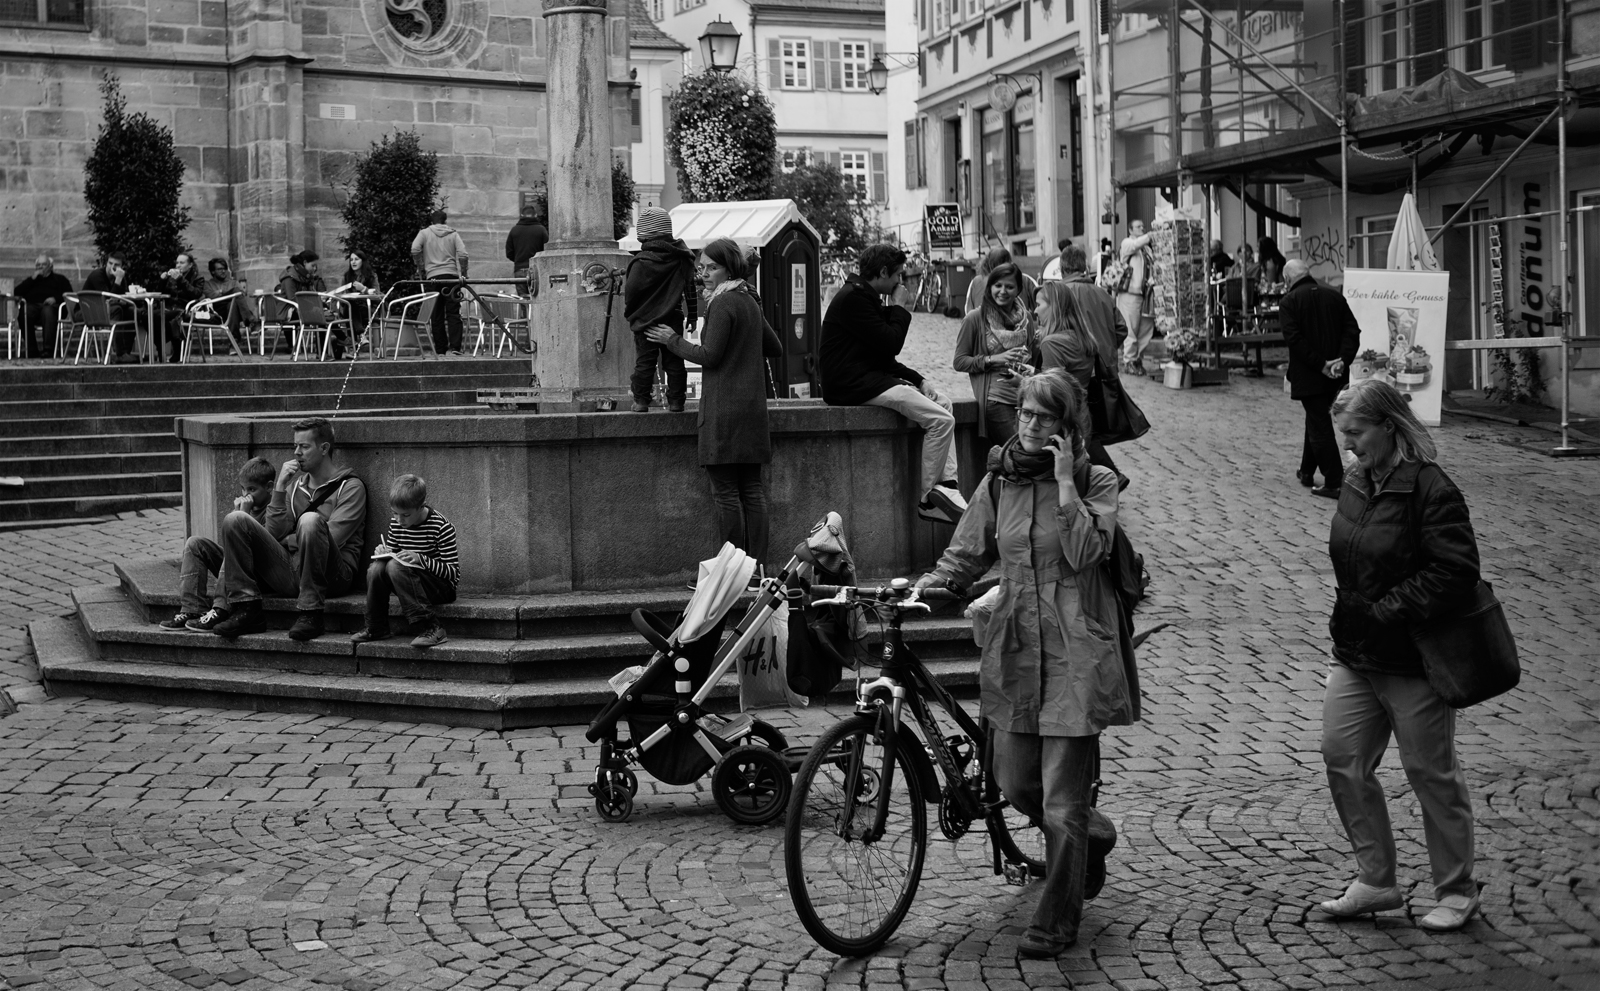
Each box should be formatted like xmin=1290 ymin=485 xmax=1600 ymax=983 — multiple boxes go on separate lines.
xmin=667 ymin=73 xmax=777 ymax=202
xmin=339 ymin=130 xmax=440 ymax=288
xmin=770 ymin=158 xmax=861 ymax=251
xmin=523 ymin=158 xmax=640 ymax=240
xmin=83 ymin=73 xmax=190 ymax=283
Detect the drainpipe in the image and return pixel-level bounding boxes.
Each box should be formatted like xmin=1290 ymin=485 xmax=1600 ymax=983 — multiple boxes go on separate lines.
xmin=1556 ymin=0 xmax=1571 ymax=451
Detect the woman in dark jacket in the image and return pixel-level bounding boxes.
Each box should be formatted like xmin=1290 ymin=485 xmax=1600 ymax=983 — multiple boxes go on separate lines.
xmin=645 ymin=237 xmax=783 ymax=573
xmin=952 ymin=262 xmax=1036 ymax=444
xmin=1317 ymin=378 xmax=1483 ymax=932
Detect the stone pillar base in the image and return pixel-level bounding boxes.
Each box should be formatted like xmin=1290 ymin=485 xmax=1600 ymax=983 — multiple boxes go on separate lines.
xmin=527 ymin=248 xmax=635 ymax=411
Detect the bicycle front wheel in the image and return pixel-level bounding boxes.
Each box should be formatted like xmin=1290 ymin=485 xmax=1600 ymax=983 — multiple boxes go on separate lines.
xmin=784 ymin=713 xmax=927 ymax=956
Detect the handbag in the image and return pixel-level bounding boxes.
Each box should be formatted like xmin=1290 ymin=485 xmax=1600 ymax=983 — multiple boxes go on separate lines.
xmin=1405 ymin=473 xmax=1520 ymax=707
xmin=1411 ymin=580 xmax=1520 ymax=708
xmin=1087 ymin=351 xmax=1151 ymax=445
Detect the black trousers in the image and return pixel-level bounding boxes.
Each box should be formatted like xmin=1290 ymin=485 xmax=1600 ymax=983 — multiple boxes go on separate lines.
xmin=705 ymin=463 xmax=769 ymax=566
xmin=428 ymin=276 xmax=464 ymax=353
xmin=631 ymin=331 xmax=687 ymax=405
xmin=1300 ymin=391 xmax=1343 ymax=487
xmin=20 ymin=301 xmax=58 ymax=358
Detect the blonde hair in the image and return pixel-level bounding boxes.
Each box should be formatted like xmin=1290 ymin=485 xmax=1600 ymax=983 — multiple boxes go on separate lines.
xmin=1018 ymin=369 xmax=1090 ymax=462
xmin=389 ymin=473 xmax=427 ymax=510
xmin=1330 ymin=379 xmax=1437 ymax=465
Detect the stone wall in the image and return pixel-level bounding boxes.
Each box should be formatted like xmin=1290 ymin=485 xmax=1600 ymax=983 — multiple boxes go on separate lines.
xmin=0 ymin=0 xmax=632 ymax=289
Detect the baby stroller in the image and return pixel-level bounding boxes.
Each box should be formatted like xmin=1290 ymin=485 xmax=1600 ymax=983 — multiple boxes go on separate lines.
xmin=585 ymin=513 xmax=859 ymax=825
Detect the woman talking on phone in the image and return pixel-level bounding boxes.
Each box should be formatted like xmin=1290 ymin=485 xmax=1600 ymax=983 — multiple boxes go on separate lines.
xmin=953 ymin=262 xmax=1037 ymax=445
xmin=915 ymin=368 xmax=1137 ymax=958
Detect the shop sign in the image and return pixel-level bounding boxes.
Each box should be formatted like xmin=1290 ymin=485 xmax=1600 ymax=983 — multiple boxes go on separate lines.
xmin=1013 ymin=93 xmax=1035 ymax=122
xmin=1514 ymin=181 xmax=1550 ymax=336
xmin=924 ymin=203 xmax=963 ymax=249
xmin=1342 ymin=268 xmax=1451 ymax=426
xmin=981 ymin=109 xmax=1004 ymax=133
xmin=790 ymin=263 xmax=807 ymax=317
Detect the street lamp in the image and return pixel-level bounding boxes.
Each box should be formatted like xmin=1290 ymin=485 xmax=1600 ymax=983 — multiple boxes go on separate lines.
xmin=867 ymin=55 xmax=889 ymax=95
xmin=699 ymin=18 xmax=741 ymax=74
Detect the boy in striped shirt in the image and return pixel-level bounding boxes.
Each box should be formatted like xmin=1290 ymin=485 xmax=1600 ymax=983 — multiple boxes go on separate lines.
xmin=352 ymin=473 xmax=459 ymax=649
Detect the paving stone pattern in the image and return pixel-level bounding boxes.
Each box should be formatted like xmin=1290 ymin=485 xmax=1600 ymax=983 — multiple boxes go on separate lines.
xmin=2 ymin=316 xmax=1598 ymax=990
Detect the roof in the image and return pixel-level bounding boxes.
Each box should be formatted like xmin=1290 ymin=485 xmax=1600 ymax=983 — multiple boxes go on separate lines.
xmin=629 ymin=0 xmax=688 ymax=51
xmin=621 ymin=200 xmax=821 ymax=251
xmin=749 ymin=0 xmax=884 ymax=14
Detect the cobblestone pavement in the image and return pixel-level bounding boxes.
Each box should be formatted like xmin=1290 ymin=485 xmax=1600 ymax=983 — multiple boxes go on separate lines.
xmin=2 ymin=316 xmax=1598 ymax=990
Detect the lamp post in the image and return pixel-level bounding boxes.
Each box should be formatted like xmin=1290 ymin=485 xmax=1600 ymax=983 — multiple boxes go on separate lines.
xmin=698 ymin=18 xmax=741 ymax=73
xmin=867 ymin=55 xmax=889 ymax=95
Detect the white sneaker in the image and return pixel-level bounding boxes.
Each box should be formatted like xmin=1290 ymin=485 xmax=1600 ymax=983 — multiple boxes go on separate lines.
xmin=922 ymin=481 xmax=968 ymax=521
xmin=1418 ymin=893 xmax=1479 ymax=931
xmin=1316 ymin=880 xmax=1403 ymax=918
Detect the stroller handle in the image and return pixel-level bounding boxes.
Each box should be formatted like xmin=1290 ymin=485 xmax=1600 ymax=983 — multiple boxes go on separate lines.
xmin=808 ymin=583 xmax=961 ymax=604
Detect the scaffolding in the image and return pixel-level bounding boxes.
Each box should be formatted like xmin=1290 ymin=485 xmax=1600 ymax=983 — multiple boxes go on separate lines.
xmin=1105 ymin=0 xmax=1597 ymax=453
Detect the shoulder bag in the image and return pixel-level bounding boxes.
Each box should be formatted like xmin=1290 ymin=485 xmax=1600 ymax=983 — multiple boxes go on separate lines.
xmin=1407 ymin=469 xmax=1520 ymax=708
xmin=1087 ymin=350 xmax=1151 ymax=446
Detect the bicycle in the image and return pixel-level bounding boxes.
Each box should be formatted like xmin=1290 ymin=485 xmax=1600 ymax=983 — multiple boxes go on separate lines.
xmin=783 ymin=579 xmax=1054 ymax=957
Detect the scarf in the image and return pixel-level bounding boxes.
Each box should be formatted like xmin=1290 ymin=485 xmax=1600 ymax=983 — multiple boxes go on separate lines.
xmin=988 ymin=435 xmax=1056 ymax=482
xmin=708 ymin=277 xmax=746 ymax=303
xmin=985 ymin=296 xmax=1030 ymax=338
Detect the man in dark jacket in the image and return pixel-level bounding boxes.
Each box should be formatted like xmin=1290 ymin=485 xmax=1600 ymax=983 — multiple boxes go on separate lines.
xmin=624 ymin=207 xmax=697 ymax=412
xmin=504 ymin=203 xmax=547 ymax=295
xmin=820 ymin=243 xmax=967 ymax=524
xmin=1280 ymin=259 xmax=1361 ymax=498
xmin=13 ymin=254 xmax=72 ymax=359
xmin=82 ymin=252 xmax=136 ymax=360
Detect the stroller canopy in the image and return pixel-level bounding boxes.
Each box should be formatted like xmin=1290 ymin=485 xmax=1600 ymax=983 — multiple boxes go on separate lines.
xmin=676 ymin=543 xmax=756 ymax=643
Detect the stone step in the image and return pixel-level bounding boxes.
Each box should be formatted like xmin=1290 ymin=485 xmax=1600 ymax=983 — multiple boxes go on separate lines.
xmin=0 ymin=492 xmax=183 ymax=524
xmin=0 ymin=390 xmax=490 ymax=430
xmin=0 ymin=432 xmax=177 ymax=458
xmin=0 ymin=357 xmax=521 ymax=388
xmin=0 ymin=469 xmax=181 ymax=502
xmin=0 ymin=450 xmax=179 ymax=477
xmin=0 ymin=371 xmax=528 ymax=405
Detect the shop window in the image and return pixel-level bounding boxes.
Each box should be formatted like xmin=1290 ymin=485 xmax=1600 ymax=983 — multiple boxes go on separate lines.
xmin=1011 ymin=93 xmax=1035 ymax=232
xmin=980 ymin=108 xmax=1008 ymax=239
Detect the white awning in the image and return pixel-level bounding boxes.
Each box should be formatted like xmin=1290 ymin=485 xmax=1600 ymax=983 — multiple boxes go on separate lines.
xmin=617 ymin=199 xmax=820 ymax=252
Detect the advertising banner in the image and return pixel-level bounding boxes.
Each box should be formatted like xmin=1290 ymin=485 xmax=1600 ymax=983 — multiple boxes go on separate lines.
xmin=1341 ymin=268 xmax=1451 ymax=426
xmin=924 ymin=203 xmax=962 ymax=250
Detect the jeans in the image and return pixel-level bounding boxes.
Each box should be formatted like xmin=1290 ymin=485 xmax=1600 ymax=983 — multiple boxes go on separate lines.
xmin=220 ymin=510 xmax=354 ymax=611
xmin=631 ymin=330 xmax=687 ymax=406
xmin=1116 ymin=292 xmax=1153 ymax=366
xmin=428 ymin=275 xmax=464 ymax=353
xmin=983 ymin=401 xmax=1017 ymax=448
xmin=1321 ymin=664 xmax=1476 ymax=899
xmin=705 ymin=463 xmax=769 ymax=566
xmin=21 ymin=300 xmax=59 ymax=359
xmin=864 ymin=384 xmax=959 ymax=496
xmin=178 ymin=536 xmax=227 ymax=614
xmin=1300 ymin=391 xmax=1342 ymax=487
xmin=366 ymin=558 xmax=456 ymax=629
xmin=991 ymin=729 xmax=1099 ymax=944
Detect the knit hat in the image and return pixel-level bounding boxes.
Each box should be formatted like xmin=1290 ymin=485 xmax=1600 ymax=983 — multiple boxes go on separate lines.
xmin=636 ymin=207 xmax=673 ymax=241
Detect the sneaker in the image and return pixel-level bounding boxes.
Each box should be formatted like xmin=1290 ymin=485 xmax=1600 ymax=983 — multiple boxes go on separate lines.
xmin=448 ymin=349 xmax=464 ymax=356
xmin=158 ymin=612 xmax=199 ymax=631
xmin=917 ymin=498 xmax=957 ymax=525
xmin=410 ymin=624 xmax=449 ymax=649
xmin=184 ymin=608 xmax=229 ymax=633
xmin=1316 ymin=880 xmax=1403 ymax=918
xmin=924 ymin=481 xmax=968 ymax=519
xmin=287 ymin=611 xmax=325 ymax=641
xmin=212 ymin=603 xmax=267 ymax=639
xmin=350 ymin=627 xmax=390 ymax=644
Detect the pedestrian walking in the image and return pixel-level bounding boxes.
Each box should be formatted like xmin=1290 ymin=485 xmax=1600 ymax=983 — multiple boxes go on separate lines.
xmin=1315 ymin=378 xmax=1484 ymax=932
xmin=411 ymin=209 xmax=469 ymax=355
xmin=915 ymin=368 xmax=1136 ymax=959
xmin=1280 ymin=259 xmax=1360 ymax=499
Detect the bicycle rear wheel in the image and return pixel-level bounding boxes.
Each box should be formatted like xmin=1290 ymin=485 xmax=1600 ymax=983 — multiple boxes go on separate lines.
xmin=784 ymin=713 xmax=927 ymax=956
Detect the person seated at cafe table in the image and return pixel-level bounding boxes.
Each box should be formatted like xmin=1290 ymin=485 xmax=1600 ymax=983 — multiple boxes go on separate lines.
xmin=278 ymin=250 xmax=327 ymax=298
xmin=13 ymin=254 xmax=73 ymax=360
xmin=161 ymin=253 xmax=207 ymax=363
xmin=203 ymin=257 xmax=257 ymax=348
xmin=338 ymin=250 xmax=384 ymax=344
xmin=82 ymin=252 xmax=138 ymax=362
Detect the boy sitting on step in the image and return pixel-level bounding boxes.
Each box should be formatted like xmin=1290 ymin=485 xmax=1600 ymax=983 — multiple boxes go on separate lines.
xmin=352 ymin=473 xmax=460 ymax=649
xmin=159 ymin=457 xmax=276 ymax=632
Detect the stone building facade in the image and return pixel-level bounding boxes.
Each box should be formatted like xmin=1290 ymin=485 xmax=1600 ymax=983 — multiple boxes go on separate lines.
xmin=0 ymin=0 xmax=633 ymax=288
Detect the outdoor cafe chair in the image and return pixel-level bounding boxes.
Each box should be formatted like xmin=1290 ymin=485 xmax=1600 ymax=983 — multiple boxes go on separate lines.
xmin=178 ymin=292 xmax=245 ymax=363
xmin=65 ymin=291 xmax=139 ymax=365
xmin=0 ymin=295 xmax=20 ymax=360
xmin=256 ymin=294 xmax=299 ymax=358
xmin=292 ymin=291 xmax=352 ymax=361
xmin=471 ymin=293 xmax=529 ymax=357
xmin=369 ymin=291 xmax=439 ymax=359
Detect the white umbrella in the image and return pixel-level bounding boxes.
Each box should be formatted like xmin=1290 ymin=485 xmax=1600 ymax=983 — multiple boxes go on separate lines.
xmin=1387 ymin=192 xmax=1440 ymax=271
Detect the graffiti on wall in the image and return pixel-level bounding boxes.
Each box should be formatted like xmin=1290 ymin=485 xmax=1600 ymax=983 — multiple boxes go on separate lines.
xmin=1300 ymin=227 xmax=1346 ymax=275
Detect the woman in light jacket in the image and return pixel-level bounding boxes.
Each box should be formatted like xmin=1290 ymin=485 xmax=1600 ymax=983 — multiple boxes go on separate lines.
xmin=916 ymin=368 xmax=1137 ymax=959
xmin=646 ymin=237 xmax=783 ymax=574
xmin=1318 ymin=378 xmax=1483 ymax=931
xmin=952 ymin=262 xmax=1037 ymax=445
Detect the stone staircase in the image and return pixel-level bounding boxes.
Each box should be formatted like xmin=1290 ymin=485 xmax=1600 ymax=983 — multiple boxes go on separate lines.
xmin=31 ymin=559 xmax=982 ymax=729
xmin=0 ymin=359 xmax=530 ymax=527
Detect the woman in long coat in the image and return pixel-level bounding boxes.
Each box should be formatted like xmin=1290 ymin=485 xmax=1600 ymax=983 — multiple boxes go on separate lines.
xmin=646 ymin=237 xmax=783 ymax=570
xmin=916 ymin=368 xmax=1137 ymax=958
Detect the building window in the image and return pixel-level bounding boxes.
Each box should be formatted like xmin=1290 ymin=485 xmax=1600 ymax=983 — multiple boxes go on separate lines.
xmin=780 ymin=147 xmax=812 ymax=172
xmin=963 ymin=0 xmax=981 ymax=22
xmin=1011 ymin=94 xmax=1035 ymax=231
xmin=1374 ymin=1 xmax=1410 ymax=91
xmin=675 ymin=0 xmax=704 ymax=12
xmin=841 ymin=41 xmax=870 ymax=90
xmin=649 ymin=0 xmax=663 ymax=20
xmin=0 ymin=0 xmax=84 ymax=26
xmin=1360 ymin=216 xmax=1397 ymax=268
xmin=932 ymin=0 xmax=949 ymax=33
xmin=980 ymin=108 xmax=1008 ymax=240
xmin=1458 ymin=0 xmax=1505 ymax=72
xmin=841 ymin=151 xmax=869 ymax=200
xmin=781 ymin=39 xmax=811 ymax=89
xmin=630 ymin=90 xmax=643 ymax=143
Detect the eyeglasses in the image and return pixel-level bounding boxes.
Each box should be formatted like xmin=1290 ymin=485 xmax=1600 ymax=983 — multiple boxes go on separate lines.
xmin=1014 ymin=407 xmax=1059 ymax=425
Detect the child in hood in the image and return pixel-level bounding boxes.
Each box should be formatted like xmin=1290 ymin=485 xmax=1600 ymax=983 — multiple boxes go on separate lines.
xmin=624 ymin=207 xmax=699 ymax=412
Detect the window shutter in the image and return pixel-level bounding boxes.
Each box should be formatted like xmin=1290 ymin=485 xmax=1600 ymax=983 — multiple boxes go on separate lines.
xmin=904 ymin=122 xmax=917 ymax=189
xmin=828 ymin=41 xmax=843 ymax=90
xmin=917 ymin=118 xmax=927 ymax=187
xmin=1342 ymin=4 xmax=1365 ymax=96
xmin=871 ymin=151 xmax=887 ymax=203
xmin=768 ymin=38 xmax=782 ymax=87
xmin=1499 ymin=0 xmax=1557 ymax=71
xmin=811 ymin=38 xmax=826 ymax=90
xmin=826 ymin=151 xmax=842 ymax=172
xmin=872 ymin=41 xmax=885 ymax=60
xmin=1411 ymin=0 xmax=1446 ymax=82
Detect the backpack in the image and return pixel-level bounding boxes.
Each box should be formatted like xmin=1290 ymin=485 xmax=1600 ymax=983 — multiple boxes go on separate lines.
xmin=984 ymin=470 xmax=1148 ymax=630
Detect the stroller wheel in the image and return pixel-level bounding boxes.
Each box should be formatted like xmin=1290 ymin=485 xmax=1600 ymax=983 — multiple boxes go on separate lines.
xmin=712 ymin=744 xmax=792 ymax=826
xmin=595 ymin=778 xmax=634 ymax=822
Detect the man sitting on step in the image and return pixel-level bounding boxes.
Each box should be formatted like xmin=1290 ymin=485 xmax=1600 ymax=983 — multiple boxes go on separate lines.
xmin=212 ymin=416 xmax=368 ymax=641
